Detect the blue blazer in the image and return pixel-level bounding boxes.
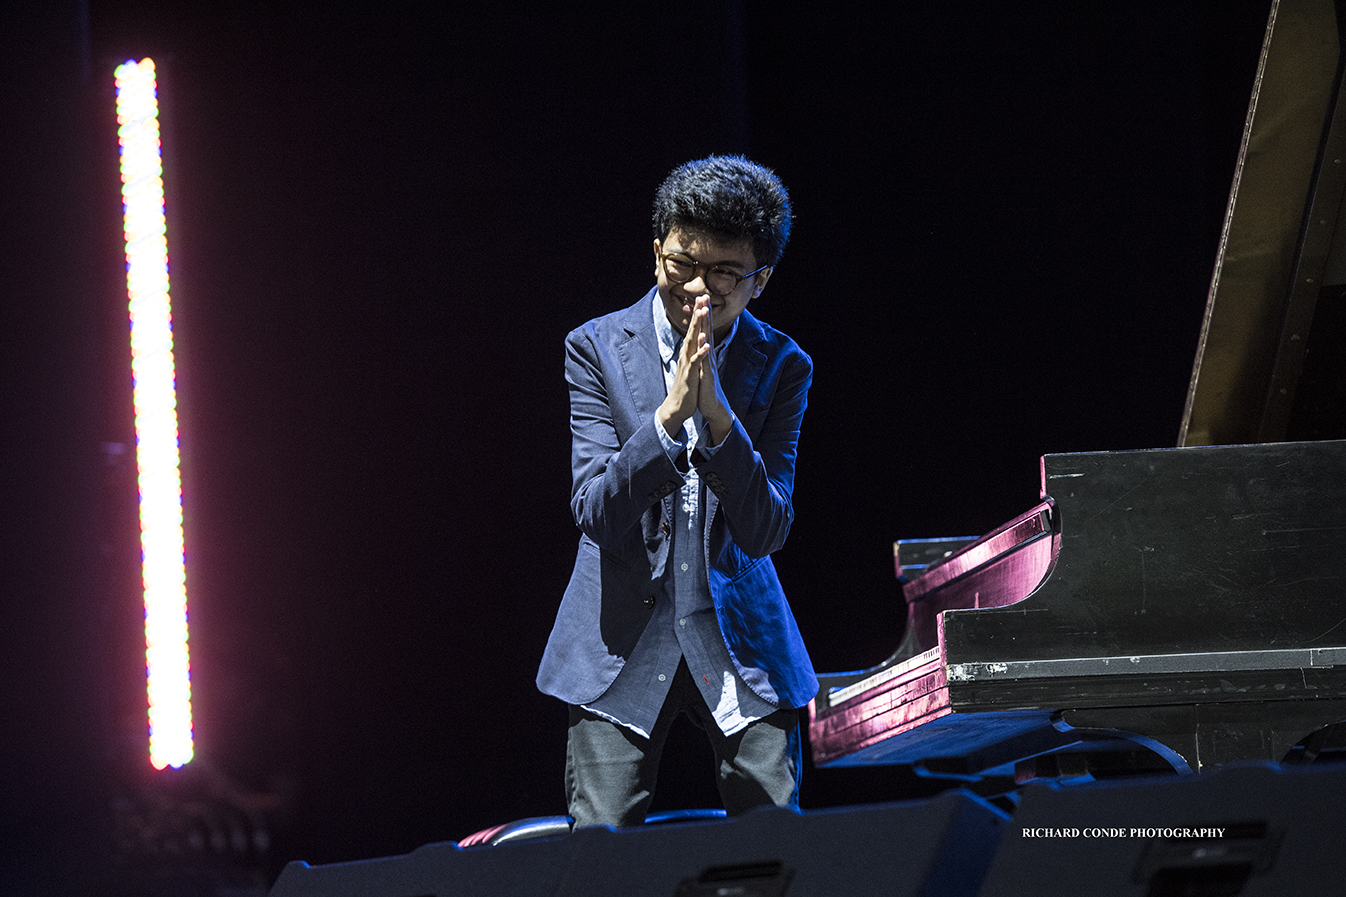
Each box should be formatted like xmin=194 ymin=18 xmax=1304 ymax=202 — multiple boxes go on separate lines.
xmin=537 ymin=289 xmax=818 ymax=710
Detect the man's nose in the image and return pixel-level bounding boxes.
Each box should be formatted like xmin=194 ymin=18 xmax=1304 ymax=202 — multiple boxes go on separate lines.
xmin=682 ymin=272 xmax=711 ymax=296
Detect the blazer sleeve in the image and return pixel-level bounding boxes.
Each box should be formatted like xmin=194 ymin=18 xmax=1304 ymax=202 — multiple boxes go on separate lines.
xmin=696 ymin=343 xmax=812 ymax=559
xmin=565 ymin=324 xmax=683 ymax=549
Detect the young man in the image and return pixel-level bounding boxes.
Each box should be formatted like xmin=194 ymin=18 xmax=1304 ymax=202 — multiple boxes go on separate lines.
xmin=537 ymin=155 xmax=816 ymax=828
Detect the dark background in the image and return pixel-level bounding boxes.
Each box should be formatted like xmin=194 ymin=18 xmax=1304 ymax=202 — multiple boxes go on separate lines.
xmin=1 ymin=0 xmax=1270 ymax=888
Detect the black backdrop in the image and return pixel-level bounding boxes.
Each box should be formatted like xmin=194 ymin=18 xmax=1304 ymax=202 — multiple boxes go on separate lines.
xmin=1 ymin=0 xmax=1269 ymax=881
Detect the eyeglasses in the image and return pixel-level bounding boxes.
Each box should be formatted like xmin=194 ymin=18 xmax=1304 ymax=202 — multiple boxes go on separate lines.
xmin=658 ymin=251 xmax=770 ymax=297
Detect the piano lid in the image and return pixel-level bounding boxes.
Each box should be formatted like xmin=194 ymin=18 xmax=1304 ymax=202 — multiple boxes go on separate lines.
xmin=1181 ymin=0 xmax=1346 ymax=446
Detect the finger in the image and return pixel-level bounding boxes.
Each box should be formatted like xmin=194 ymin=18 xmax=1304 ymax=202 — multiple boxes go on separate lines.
xmin=682 ymin=320 xmax=703 ymax=362
xmin=684 ymin=337 xmax=709 ymax=371
xmin=680 ymin=314 xmax=703 ymax=360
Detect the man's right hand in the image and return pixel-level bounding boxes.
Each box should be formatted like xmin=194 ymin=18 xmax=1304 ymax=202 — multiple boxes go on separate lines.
xmin=656 ymin=296 xmax=712 ymax=439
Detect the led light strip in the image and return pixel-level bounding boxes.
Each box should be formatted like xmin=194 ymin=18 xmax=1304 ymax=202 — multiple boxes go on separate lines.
xmin=115 ymin=57 xmax=194 ymax=770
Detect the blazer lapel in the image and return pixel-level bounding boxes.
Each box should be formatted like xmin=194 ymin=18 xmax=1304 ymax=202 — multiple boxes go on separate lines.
xmin=617 ymin=290 xmax=667 ymax=421
xmin=705 ymin=311 xmax=768 ymax=566
xmin=721 ymin=310 xmax=767 ymax=424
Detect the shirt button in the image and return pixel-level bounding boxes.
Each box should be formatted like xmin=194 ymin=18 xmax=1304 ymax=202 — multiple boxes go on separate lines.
xmin=658 ymin=674 xmax=666 ymax=682
xmin=680 ymin=563 xmax=689 ymax=571
xmin=679 ymin=618 xmax=687 ymax=626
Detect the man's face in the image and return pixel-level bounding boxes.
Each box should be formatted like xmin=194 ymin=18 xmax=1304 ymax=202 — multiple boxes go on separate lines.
xmin=654 ymin=227 xmax=771 ymax=342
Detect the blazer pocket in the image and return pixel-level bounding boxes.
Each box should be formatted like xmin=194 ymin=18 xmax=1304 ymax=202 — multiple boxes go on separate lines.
xmin=730 ymin=554 xmax=767 ymax=583
xmin=580 ymin=534 xmax=640 ymax=571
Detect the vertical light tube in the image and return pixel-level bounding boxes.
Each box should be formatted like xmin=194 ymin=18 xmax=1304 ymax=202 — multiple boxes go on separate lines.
xmin=115 ymin=58 xmax=194 ymax=770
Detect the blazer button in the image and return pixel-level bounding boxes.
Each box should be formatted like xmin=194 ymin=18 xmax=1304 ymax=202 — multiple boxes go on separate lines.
xmin=643 ymin=595 xmax=656 ymax=608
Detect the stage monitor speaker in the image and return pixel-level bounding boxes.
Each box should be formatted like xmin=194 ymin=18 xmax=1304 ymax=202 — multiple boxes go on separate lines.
xmin=268 ymin=788 xmax=1007 ymax=897
xmin=269 ymin=835 xmax=573 ymax=897
xmin=976 ymin=761 xmax=1346 ymax=896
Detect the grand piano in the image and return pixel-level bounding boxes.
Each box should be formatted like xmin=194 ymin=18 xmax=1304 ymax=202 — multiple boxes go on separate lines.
xmin=809 ymin=0 xmax=1346 ymax=782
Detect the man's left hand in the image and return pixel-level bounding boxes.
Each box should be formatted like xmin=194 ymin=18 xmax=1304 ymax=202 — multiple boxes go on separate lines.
xmin=696 ymin=297 xmax=733 ymax=446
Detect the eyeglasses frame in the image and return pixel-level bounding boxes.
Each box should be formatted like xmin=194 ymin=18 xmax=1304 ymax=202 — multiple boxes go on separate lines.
xmin=657 ymin=250 xmax=771 ymax=297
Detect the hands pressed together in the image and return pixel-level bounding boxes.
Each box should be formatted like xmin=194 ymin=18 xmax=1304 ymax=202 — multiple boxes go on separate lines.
xmin=657 ymin=294 xmax=733 ymax=447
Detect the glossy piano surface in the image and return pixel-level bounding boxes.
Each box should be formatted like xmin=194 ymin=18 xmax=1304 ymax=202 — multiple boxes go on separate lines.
xmin=809 ymin=439 xmax=1346 ymax=776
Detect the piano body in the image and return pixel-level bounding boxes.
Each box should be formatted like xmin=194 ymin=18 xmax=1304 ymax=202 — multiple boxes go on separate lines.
xmin=810 ymin=440 xmax=1346 ymax=777
xmin=810 ymin=0 xmax=1346 ymax=780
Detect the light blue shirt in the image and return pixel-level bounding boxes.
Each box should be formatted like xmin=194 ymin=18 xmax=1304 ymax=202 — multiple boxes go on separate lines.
xmin=579 ymin=294 xmax=780 ymax=738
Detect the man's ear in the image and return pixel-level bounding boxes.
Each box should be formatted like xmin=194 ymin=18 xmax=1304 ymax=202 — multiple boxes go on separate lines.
xmin=751 ymin=267 xmax=773 ymax=298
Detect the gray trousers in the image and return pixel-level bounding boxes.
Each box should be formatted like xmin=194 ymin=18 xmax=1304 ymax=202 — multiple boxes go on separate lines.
xmin=565 ymin=659 xmax=801 ymax=828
